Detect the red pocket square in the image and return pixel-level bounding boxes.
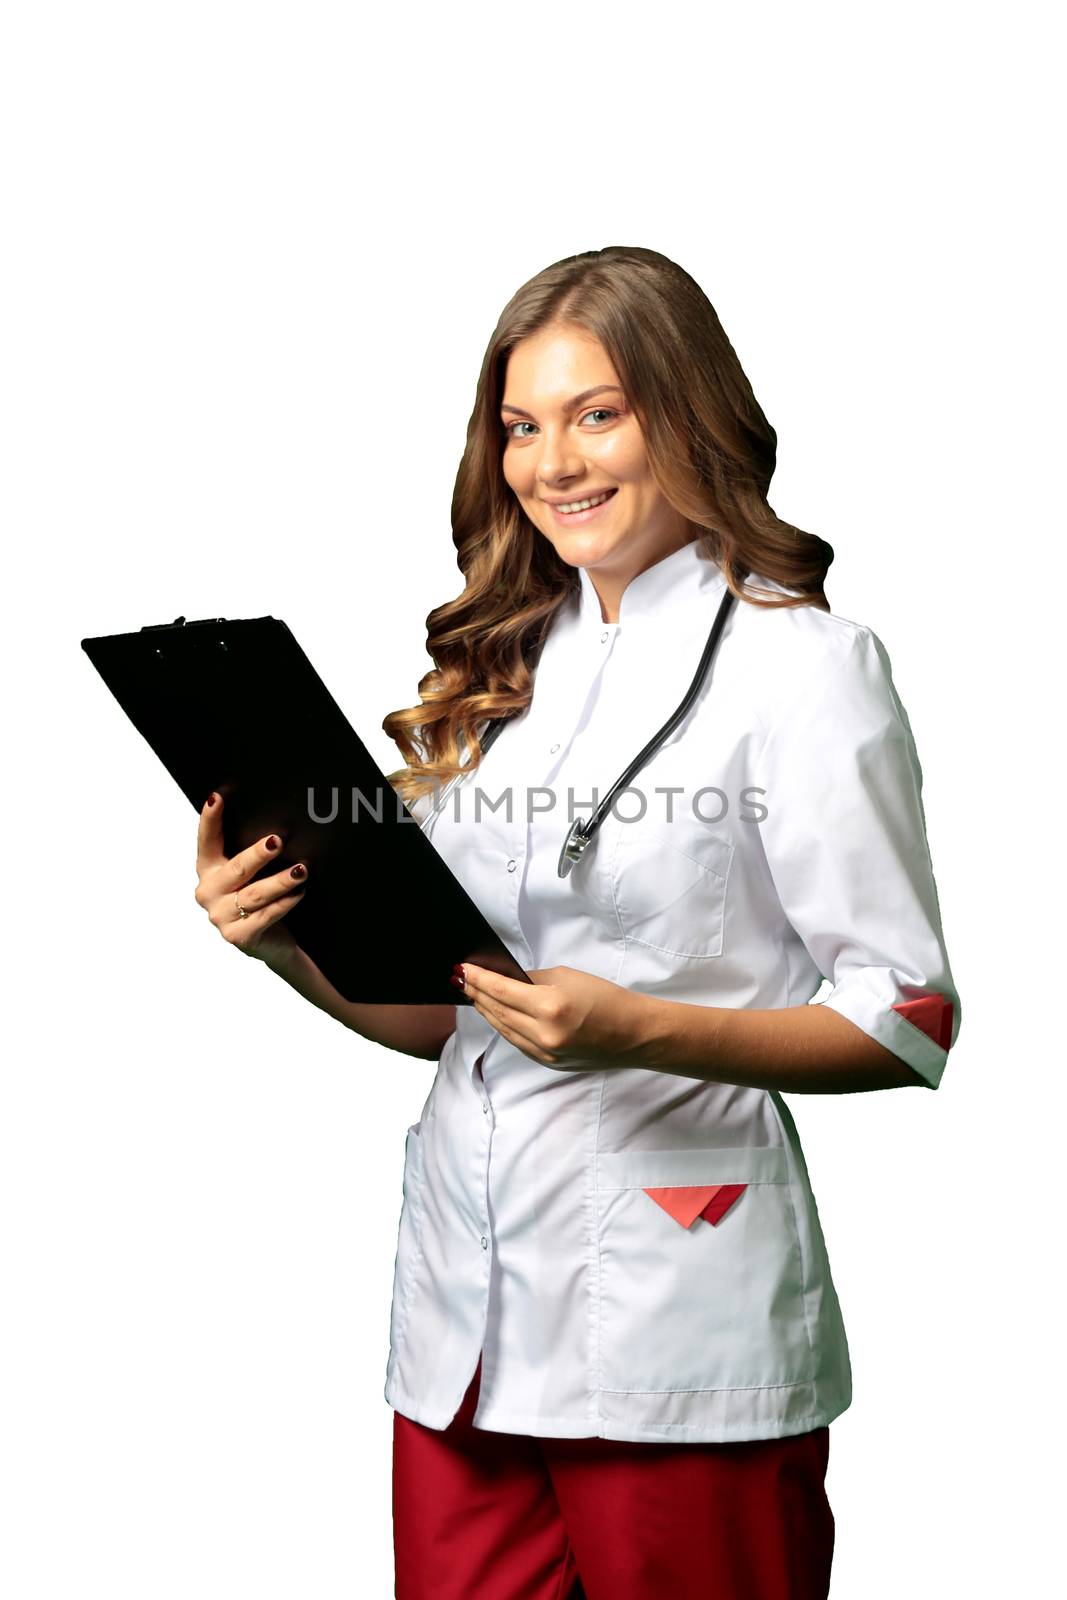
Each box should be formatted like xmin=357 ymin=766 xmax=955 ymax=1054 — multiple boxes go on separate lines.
xmin=643 ymin=1183 xmax=748 ymax=1228
xmin=699 ymin=1184 xmax=748 ymax=1225
xmin=892 ymin=993 xmax=954 ymax=1050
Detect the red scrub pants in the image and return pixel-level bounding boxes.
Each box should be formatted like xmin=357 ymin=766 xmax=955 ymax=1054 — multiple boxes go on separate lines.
xmin=392 ymin=1356 xmax=835 ymax=1599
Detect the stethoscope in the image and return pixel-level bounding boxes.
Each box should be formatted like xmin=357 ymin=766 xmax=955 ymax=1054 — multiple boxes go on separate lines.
xmin=474 ymin=584 xmax=738 ymax=879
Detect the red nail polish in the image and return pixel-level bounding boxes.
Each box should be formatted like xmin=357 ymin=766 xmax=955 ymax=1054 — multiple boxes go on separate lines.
xmin=206 ymin=792 xmax=217 ymax=808
xmin=265 ymin=835 xmax=279 ymax=850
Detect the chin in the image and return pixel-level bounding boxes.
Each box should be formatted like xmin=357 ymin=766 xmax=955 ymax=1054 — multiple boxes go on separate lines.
xmin=567 ymin=532 xmax=631 ymax=566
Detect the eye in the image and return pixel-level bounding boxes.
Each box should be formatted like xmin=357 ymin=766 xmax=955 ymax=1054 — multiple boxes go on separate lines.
xmin=502 ymin=408 xmax=619 ymax=440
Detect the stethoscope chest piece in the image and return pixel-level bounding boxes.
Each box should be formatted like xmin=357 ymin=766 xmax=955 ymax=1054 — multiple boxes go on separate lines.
xmin=558 ymin=818 xmax=593 ymax=879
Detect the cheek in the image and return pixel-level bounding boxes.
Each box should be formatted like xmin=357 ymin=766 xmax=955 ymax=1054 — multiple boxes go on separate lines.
xmin=594 ymin=430 xmax=649 ymax=483
xmin=502 ymin=449 xmax=536 ymax=496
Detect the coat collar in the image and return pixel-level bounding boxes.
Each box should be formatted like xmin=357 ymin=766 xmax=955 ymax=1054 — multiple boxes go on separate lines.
xmin=575 ymin=536 xmax=726 ymax=629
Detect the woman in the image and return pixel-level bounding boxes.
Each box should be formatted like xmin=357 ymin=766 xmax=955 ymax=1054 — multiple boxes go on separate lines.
xmin=195 ymin=246 xmax=960 ymax=1598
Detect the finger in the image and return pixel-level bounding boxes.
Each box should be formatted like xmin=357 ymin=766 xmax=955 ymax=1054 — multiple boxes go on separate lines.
xmin=462 ymin=963 xmax=548 ymax=1020
xmin=195 ymin=791 xmax=226 ymax=876
xmin=468 ymin=989 xmax=553 ymax=1060
xmin=468 ymin=995 xmax=555 ymax=1065
xmin=224 ymin=831 xmax=287 ymax=890
xmin=227 ymin=862 xmax=309 ymax=918
xmin=223 ymin=887 xmax=306 ymax=947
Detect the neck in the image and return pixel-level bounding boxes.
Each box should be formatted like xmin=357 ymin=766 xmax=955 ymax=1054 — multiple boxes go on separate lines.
xmin=585 ymin=536 xmax=700 ymax=624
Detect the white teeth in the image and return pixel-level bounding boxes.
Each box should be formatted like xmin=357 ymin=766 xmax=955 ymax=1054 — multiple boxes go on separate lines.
xmin=555 ymin=490 xmax=613 ymax=514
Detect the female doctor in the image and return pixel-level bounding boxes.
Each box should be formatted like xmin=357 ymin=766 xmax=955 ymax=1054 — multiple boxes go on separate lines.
xmin=195 ymin=246 xmax=960 ymax=1599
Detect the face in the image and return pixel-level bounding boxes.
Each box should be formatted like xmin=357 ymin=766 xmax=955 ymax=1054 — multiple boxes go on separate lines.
xmin=500 ymin=322 xmax=693 ymax=621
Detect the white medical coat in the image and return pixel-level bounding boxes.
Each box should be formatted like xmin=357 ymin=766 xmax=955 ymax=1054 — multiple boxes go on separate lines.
xmin=383 ymin=537 xmax=960 ymax=1443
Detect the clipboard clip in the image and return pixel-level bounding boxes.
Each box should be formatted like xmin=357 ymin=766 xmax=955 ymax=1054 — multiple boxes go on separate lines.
xmin=140 ymin=616 xmax=227 ymax=630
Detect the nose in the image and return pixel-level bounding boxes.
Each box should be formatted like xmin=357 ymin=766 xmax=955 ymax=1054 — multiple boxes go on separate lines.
xmin=536 ymin=453 xmax=590 ymax=492
xmin=532 ymin=424 xmax=590 ymax=490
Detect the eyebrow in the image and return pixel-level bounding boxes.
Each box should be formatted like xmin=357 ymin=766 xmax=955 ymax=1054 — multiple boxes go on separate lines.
xmin=500 ymin=384 xmax=625 ymax=418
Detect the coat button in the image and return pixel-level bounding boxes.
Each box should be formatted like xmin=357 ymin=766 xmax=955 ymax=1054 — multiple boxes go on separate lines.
xmin=480 ymin=1236 xmax=488 ymax=1249
xmin=550 ymin=742 xmax=560 ymax=753
xmin=507 ymin=859 xmax=516 ymax=872
xmin=601 ymin=630 xmax=609 ymax=642
xmin=482 ymin=1101 xmax=489 ymax=1113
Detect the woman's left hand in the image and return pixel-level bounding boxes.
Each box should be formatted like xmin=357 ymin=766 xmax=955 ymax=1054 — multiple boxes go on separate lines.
xmin=453 ymin=962 xmax=653 ymax=1070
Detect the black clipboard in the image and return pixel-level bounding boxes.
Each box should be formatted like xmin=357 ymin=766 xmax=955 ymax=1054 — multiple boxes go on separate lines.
xmin=81 ymin=614 xmax=532 ymax=1005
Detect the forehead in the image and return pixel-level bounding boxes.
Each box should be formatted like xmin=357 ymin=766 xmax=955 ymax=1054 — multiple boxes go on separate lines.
xmin=502 ymin=325 xmax=620 ymax=404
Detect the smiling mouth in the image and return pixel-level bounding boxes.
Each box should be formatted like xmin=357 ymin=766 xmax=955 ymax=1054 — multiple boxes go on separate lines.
xmin=546 ymin=488 xmax=618 ymax=521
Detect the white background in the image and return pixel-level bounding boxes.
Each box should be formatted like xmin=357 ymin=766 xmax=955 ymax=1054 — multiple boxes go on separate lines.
xmin=2 ymin=2 xmax=1062 ymax=1595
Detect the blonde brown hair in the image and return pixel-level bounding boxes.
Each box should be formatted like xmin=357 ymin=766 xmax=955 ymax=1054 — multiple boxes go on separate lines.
xmin=383 ymin=245 xmax=833 ymax=812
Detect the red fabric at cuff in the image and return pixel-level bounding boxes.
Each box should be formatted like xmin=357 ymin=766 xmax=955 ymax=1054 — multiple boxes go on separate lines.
xmin=892 ymin=993 xmax=954 ymax=1050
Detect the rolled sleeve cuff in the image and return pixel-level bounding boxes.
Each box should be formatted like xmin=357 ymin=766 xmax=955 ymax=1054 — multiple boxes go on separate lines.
xmin=820 ymin=974 xmax=958 ymax=1090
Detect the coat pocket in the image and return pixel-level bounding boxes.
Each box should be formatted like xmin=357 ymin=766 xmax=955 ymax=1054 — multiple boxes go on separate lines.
xmin=596 ymin=1147 xmax=815 ymax=1394
xmin=610 ymin=819 xmax=733 ymax=959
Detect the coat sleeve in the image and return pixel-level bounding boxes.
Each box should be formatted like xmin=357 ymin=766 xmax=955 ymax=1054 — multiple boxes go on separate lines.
xmin=755 ymin=623 xmax=961 ymax=1089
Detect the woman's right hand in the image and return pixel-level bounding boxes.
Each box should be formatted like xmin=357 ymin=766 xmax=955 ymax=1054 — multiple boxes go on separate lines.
xmin=194 ymin=791 xmax=308 ymax=974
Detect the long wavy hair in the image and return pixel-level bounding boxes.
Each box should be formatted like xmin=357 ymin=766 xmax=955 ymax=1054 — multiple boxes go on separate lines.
xmin=383 ymin=245 xmax=833 ymax=812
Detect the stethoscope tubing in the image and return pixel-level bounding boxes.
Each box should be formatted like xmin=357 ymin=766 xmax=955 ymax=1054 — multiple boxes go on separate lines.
xmin=473 ymin=583 xmax=738 ymax=878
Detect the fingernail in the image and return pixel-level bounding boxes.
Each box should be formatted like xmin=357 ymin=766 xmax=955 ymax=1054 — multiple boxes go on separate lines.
xmin=290 ymin=864 xmax=306 ymax=879
xmin=206 ymin=792 xmax=217 ymax=808
xmin=265 ymin=835 xmax=279 ymax=851
xmin=452 ymin=964 xmax=467 ymax=988
xmin=449 ymin=973 xmax=465 ymax=991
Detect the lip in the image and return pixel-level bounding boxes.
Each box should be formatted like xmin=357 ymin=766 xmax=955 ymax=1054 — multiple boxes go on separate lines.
xmin=543 ymin=487 xmax=618 ymax=524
